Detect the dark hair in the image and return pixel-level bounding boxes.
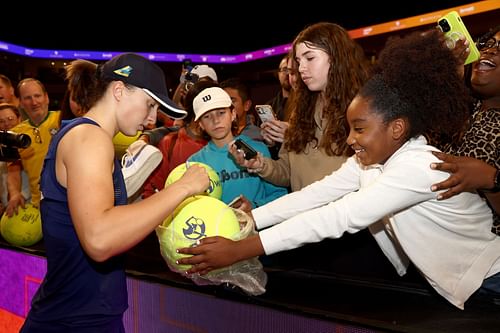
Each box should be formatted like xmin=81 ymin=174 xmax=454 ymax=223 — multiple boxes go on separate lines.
xmin=477 ymin=25 xmax=500 ymax=45
xmin=65 ymin=60 xmax=106 ymax=112
xmin=219 ymin=77 xmax=251 ymax=103
xmin=360 ymin=29 xmax=470 ymax=140
xmin=286 ymin=22 xmax=368 ymax=156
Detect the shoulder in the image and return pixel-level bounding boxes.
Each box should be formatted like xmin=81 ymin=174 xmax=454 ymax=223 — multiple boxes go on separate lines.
xmin=57 ymin=125 xmax=114 ymax=175
xmin=159 ymin=130 xmax=179 ymax=143
xmin=386 ymin=139 xmax=443 ymax=182
xmin=188 ymin=149 xmax=203 ymax=162
xmin=11 ymin=120 xmax=31 ymax=133
xmin=62 ymin=123 xmax=111 ymax=150
xmin=477 ymin=107 xmax=500 ymax=127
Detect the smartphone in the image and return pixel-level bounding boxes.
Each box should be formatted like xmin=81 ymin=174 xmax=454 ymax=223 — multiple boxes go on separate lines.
xmin=234 ymin=139 xmax=258 ymax=160
xmin=255 ymin=105 xmax=276 ymax=123
xmin=437 ymin=11 xmax=480 ymax=65
xmin=228 ymin=195 xmax=243 ymax=208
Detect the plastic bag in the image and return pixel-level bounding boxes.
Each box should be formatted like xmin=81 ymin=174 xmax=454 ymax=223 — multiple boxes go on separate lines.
xmin=156 ymin=208 xmax=267 ymax=296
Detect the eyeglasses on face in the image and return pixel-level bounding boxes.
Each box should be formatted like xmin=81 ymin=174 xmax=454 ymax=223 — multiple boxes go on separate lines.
xmin=477 ymin=37 xmax=500 ymax=51
xmin=0 ymin=116 xmax=16 ymax=125
xmin=32 ymin=127 xmax=42 ymax=144
xmin=278 ymin=67 xmax=297 ymax=75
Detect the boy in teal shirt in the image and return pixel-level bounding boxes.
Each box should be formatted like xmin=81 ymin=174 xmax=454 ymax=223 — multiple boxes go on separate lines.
xmin=188 ymin=87 xmax=287 ymax=208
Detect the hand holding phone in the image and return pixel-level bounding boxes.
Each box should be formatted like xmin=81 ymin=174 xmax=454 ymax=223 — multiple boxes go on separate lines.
xmin=234 ymin=139 xmax=258 ymax=160
xmin=437 ymin=11 xmax=480 ymax=65
xmin=255 ymin=105 xmax=276 ymax=123
xmin=228 ymin=195 xmax=243 ymax=208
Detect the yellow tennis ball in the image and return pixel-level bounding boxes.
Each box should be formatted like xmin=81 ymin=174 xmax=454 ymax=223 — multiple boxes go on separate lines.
xmin=156 ymin=195 xmax=240 ymax=271
xmin=112 ymin=131 xmax=142 ymax=159
xmin=166 ymin=162 xmax=222 ymax=199
xmin=160 ymin=195 xmax=198 ymax=228
xmin=0 ymin=204 xmax=42 ymax=247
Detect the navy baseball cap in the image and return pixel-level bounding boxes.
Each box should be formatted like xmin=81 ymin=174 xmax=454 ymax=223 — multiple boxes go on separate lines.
xmin=102 ymin=53 xmax=187 ymax=119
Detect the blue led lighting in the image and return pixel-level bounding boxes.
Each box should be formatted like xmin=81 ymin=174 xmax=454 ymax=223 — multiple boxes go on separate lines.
xmin=0 ymin=40 xmax=292 ymax=64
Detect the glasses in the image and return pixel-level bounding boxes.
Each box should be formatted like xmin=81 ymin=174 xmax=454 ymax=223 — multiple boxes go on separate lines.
xmin=477 ymin=37 xmax=500 ymax=51
xmin=278 ymin=67 xmax=297 ymax=75
xmin=33 ymin=127 xmax=42 ymax=144
xmin=0 ymin=116 xmax=16 ymax=125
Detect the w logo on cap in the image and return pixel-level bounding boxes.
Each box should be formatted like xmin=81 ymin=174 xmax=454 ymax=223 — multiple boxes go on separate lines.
xmin=113 ymin=65 xmax=133 ymax=78
xmin=202 ymin=95 xmax=212 ymax=102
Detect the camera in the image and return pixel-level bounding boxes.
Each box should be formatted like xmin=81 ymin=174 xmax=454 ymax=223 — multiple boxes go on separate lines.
xmin=0 ymin=131 xmax=31 ymax=162
xmin=0 ymin=131 xmax=31 ymax=149
xmin=438 ymin=18 xmax=451 ymax=32
xmin=183 ymin=72 xmax=199 ymax=91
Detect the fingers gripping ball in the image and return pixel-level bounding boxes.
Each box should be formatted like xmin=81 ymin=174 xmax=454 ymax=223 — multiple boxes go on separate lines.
xmin=1 ymin=204 xmax=42 ymax=247
xmin=156 ymin=195 xmax=240 ymax=271
xmin=166 ymin=162 xmax=222 ymax=199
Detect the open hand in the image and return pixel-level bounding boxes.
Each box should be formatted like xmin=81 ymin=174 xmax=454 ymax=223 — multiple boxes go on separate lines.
xmin=430 ymin=151 xmax=496 ymax=200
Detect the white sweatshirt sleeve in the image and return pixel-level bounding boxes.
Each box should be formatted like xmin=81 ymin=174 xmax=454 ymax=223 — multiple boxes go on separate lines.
xmin=256 ymin=148 xmax=440 ymax=255
xmin=253 ymin=156 xmax=361 ymax=229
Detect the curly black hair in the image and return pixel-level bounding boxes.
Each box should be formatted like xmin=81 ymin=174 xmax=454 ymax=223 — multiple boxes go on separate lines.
xmin=359 ymin=29 xmax=471 ymax=140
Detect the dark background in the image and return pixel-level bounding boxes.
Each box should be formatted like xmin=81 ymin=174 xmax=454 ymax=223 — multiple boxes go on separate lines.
xmin=1 ymin=1 xmax=498 ymax=108
xmin=1 ymin=1 xmax=482 ymax=55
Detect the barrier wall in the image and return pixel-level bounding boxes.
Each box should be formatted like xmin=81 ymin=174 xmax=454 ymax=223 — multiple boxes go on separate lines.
xmin=0 ymin=248 xmax=378 ymax=333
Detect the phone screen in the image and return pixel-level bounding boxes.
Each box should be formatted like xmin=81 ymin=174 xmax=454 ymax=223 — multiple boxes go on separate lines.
xmin=255 ymin=105 xmax=276 ymax=123
xmin=234 ymin=139 xmax=257 ymax=160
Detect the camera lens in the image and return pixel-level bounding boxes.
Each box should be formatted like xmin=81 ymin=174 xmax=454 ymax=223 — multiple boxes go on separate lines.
xmin=0 ymin=131 xmax=31 ymax=148
xmin=184 ymin=81 xmax=194 ymax=91
xmin=438 ymin=19 xmax=451 ymax=32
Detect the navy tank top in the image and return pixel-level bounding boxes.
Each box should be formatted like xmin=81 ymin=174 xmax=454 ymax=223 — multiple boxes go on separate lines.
xmin=29 ymin=117 xmax=128 ymax=324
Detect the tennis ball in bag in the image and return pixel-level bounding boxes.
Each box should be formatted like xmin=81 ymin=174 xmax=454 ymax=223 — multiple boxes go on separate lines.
xmin=156 ymin=195 xmax=239 ymax=271
xmin=166 ymin=162 xmax=222 ymax=199
xmin=1 ymin=203 xmax=42 ymax=247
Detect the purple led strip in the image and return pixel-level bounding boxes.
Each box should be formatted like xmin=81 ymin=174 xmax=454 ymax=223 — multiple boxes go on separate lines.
xmin=0 ymin=40 xmax=292 ymax=64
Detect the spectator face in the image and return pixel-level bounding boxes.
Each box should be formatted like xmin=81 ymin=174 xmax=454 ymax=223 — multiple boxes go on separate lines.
xmin=223 ymin=87 xmax=251 ymax=128
xmin=278 ymin=57 xmax=292 ymax=92
xmin=295 ymin=42 xmax=330 ymax=92
xmin=0 ymin=106 xmax=20 ymax=131
xmin=19 ymin=80 xmax=50 ymax=125
xmin=287 ymin=57 xmax=299 ymax=90
xmin=0 ymin=81 xmax=16 ymax=104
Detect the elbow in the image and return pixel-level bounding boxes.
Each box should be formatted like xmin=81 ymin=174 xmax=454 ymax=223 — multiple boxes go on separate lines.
xmin=85 ymin=246 xmax=113 ymax=263
xmin=81 ymin=237 xmax=114 ymax=262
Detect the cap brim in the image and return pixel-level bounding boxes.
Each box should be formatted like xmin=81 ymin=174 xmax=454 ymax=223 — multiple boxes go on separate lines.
xmin=194 ymin=102 xmax=232 ymax=121
xmin=143 ymin=88 xmax=187 ymax=120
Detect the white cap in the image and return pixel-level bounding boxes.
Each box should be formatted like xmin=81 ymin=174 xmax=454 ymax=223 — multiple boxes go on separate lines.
xmin=191 ymin=65 xmax=218 ymax=82
xmin=193 ymin=87 xmax=232 ymax=121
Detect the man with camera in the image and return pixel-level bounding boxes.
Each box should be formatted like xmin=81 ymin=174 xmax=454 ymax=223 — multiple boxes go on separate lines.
xmin=5 ymin=79 xmax=60 ymax=217
xmin=0 ymin=103 xmax=31 ymax=217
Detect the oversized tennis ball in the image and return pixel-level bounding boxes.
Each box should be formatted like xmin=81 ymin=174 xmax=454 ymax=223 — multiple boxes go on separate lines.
xmin=112 ymin=131 xmax=142 ymax=159
xmin=166 ymin=162 xmax=222 ymax=199
xmin=1 ymin=204 xmax=42 ymax=247
xmin=156 ymin=195 xmax=240 ymax=271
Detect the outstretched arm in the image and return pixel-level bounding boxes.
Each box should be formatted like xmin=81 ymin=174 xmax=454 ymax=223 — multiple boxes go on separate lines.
xmin=430 ymin=151 xmax=500 ymax=213
xmin=177 ymin=234 xmax=264 ymax=275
